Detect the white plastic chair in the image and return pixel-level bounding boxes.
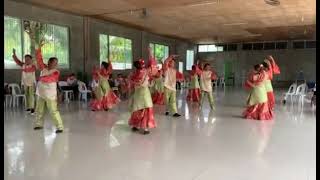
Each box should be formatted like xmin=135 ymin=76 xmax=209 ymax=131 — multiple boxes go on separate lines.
xmin=295 ymin=83 xmax=308 ymax=107
xmin=4 ymin=83 xmax=12 ymax=108
xmin=283 ymin=83 xmax=297 ymax=104
xmin=58 ymin=81 xmax=74 ymax=103
xmin=8 ymin=83 xmax=26 ymax=108
xmin=78 ymin=81 xmax=92 ymax=102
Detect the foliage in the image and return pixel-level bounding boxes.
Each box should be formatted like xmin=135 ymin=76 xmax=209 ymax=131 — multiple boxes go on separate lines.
xmin=149 ymin=43 xmax=169 ymax=64
xmin=4 ymin=16 xmax=22 ymax=68
xmin=4 ymin=16 xmax=69 ymax=69
xmin=99 ymin=34 xmax=132 ymax=69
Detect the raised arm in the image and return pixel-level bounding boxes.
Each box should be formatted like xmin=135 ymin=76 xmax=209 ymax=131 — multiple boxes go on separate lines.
xmin=35 ymin=48 xmax=47 ymax=70
xmin=195 ymin=63 xmax=202 ymax=75
xmin=267 ymin=55 xmax=280 ymax=74
xmin=162 ymin=55 xmax=173 ymax=72
xmin=12 ymin=49 xmax=24 ymax=67
xmin=106 ymin=59 xmax=113 ymax=74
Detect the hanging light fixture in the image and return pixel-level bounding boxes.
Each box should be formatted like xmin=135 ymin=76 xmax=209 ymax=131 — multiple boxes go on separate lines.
xmin=264 ymin=0 xmax=280 ymax=6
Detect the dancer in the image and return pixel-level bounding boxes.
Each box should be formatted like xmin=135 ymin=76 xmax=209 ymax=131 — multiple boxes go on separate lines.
xmin=199 ymin=63 xmax=217 ymax=110
xmin=243 ymin=64 xmax=273 ymax=120
xmin=187 ymin=63 xmax=201 ymax=102
xmin=163 ymin=55 xmax=182 ymax=117
xmin=90 ymin=60 xmax=120 ymax=111
xmin=129 ymin=59 xmax=157 ymax=134
xmin=151 ymin=69 xmax=165 ymax=105
xmin=34 ymin=47 xmax=64 ymax=133
xmin=12 ymin=49 xmax=36 ymax=114
xmin=261 ymin=55 xmax=280 ymax=110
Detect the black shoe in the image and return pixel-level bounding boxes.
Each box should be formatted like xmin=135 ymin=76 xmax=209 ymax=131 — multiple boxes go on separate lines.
xmin=91 ymin=109 xmax=96 ymax=111
xmin=142 ymin=130 xmax=150 ymax=135
xmin=165 ymin=112 xmax=169 ymax=116
xmin=33 ymin=127 xmax=43 ymax=130
xmin=26 ymin=109 xmax=31 ymax=112
xmin=104 ymin=108 xmax=109 ymax=111
xmin=131 ymin=127 xmax=139 ymax=132
xmin=55 ymin=129 xmax=63 ymax=134
xmin=30 ymin=109 xmax=35 ymax=115
xmin=173 ymin=113 xmax=181 ymax=117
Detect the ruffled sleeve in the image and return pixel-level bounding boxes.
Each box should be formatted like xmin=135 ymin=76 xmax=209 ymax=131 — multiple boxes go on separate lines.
xmin=39 ymin=70 xmax=60 ymax=83
xmin=35 ymin=48 xmax=47 ymax=70
xmin=270 ymin=60 xmax=280 ymax=75
xmin=130 ymin=69 xmax=145 ymax=87
xmin=176 ymin=71 xmax=184 ymax=81
xmin=211 ymin=70 xmax=217 ymax=80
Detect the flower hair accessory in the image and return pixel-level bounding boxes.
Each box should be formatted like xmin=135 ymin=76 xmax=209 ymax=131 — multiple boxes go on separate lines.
xmin=138 ymin=59 xmax=145 ymax=66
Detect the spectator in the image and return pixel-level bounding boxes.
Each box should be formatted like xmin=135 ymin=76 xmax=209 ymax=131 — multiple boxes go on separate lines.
xmin=66 ymin=73 xmax=79 ymax=100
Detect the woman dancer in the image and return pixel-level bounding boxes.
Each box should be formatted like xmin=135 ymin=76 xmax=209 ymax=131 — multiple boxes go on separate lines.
xmin=90 ymin=60 xmax=120 ymax=111
xmin=261 ymin=55 xmax=280 ymax=110
xmin=243 ymin=64 xmax=273 ymax=120
xmin=151 ymin=69 xmax=165 ymax=105
xmin=187 ymin=63 xmax=201 ymax=102
xmin=129 ymin=59 xmax=157 ymax=135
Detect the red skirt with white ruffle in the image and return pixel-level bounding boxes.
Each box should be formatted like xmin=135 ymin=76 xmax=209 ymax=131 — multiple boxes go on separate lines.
xmin=243 ymin=102 xmax=273 ymax=120
xmin=267 ymin=91 xmax=275 ymax=110
xmin=129 ymin=108 xmax=156 ymax=129
xmin=90 ymin=91 xmax=120 ymax=111
xmin=152 ymin=91 xmax=165 ymax=105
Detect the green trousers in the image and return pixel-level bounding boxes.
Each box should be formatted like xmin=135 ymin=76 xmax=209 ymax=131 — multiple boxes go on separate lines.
xmin=34 ymin=96 xmax=64 ymax=130
xmin=24 ymin=86 xmax=35 ymax=109
xmin=201 ymin=91 xmax=215 ymax=110
xmin=164 ymin=87 xmax=177 ymax=114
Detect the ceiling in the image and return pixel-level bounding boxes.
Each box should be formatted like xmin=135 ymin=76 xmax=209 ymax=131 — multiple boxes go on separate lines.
xmin=13 ymin=0 xmax=316 ymax=43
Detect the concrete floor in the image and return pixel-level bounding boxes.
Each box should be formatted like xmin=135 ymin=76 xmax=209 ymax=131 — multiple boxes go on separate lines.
xmin=4 ymin=87 xmax=316 ymax=180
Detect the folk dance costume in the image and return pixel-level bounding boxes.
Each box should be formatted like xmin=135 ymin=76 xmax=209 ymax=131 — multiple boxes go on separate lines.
xmin=12 ymin=53 xmax=36 ymax=114
xmin=187 ymin=65 xmax=201 ymax=102
xmin=129 ymin=59 xmax=157 ymax=134
xmin=90 ymin=61 xmax=120 ymax=111
xmin=34 ymin=48 xmax=64 ymax=133
xmin=263 ymin=56 xmax=280 ymax=110
xmin=199 ymin=66 xmax=217 ymax=110
xmin=151 ymin=70 xmax=165 ymax=105
xmin=243 ymin=67 xmax=273 ymax=120
xmin=163 ymin=56 xmax=183 ymax=117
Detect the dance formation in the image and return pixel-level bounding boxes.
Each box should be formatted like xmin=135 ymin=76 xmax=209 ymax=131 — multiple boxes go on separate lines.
xmin=11 ymin=44 xmax=280 ymax=134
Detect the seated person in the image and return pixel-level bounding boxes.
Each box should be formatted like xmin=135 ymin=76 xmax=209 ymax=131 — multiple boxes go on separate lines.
xmin=64 ymin=73 xmax=79 ymax=100
xmin=108 ymin=74 xmax=115 ymax=88
xmin=114 ymin=74 xmax=123 ymax=96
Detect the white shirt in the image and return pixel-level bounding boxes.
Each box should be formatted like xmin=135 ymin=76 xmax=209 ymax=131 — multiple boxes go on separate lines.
xmin=164 ymin=68 xmax=176 ymax=91
xmin=36 ymin=69 xmax=59 ymax=100
xmin=21 ymin=64 xmax=36 ymax=86
xmin=200 ymin=71 xmax=213 ymax=92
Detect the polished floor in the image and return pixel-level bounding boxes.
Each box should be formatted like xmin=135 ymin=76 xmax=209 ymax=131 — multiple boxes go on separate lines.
xmin=4 ymin=87 xmax=316 ymax=180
